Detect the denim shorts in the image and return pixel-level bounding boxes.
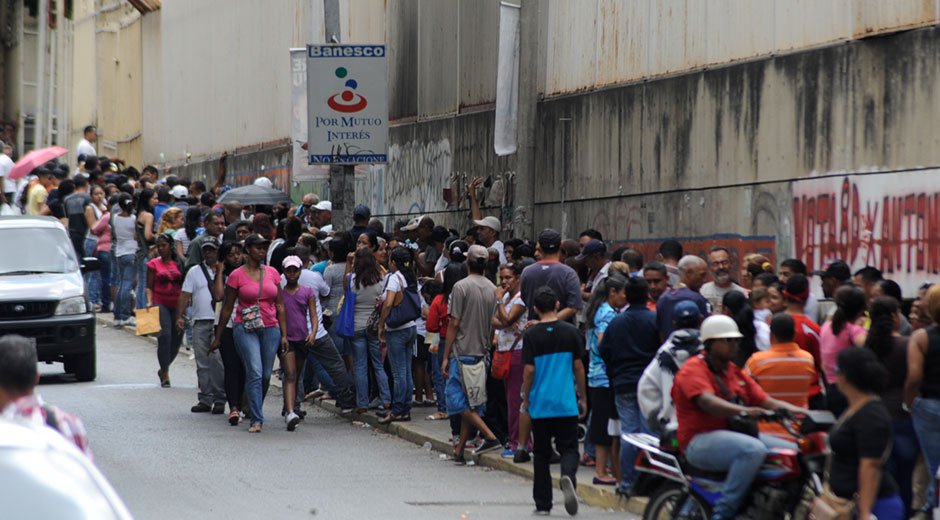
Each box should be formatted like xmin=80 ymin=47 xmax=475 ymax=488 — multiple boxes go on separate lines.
xmin=445 ymin=355 xmax=486 ymax=417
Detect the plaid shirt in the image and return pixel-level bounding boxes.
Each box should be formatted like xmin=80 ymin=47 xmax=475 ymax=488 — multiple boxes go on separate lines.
xmin=2 ymin=394 xmax=92 ymax=458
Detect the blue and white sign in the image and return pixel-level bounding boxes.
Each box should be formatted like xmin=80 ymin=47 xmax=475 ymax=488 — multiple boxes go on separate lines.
xmin=307 ymin=44 xmax=388 ymax=165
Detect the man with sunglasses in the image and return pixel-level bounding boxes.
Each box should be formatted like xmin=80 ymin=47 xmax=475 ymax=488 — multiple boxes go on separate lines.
xmin=672 ymin=315 xmax=808 ymax=520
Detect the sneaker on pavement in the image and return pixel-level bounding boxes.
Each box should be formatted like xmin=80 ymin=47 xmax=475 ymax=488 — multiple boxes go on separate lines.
xmin=285 ymin=411 xmax=301 ymax=431
xmin=453 ymin=453 xmax=467 ymax=466
xmin=500 ymin=448 xmax=515 ymax=458
xmin=560 ymin=475 xmax=578 ymax=516
xmin=474 ymin=438 xmax=502 ymax=456
xmin=228 ymin=410 xmax=240 ymax=426
xmin=513 ymin=449 xmax=531 ymax=463
xmin=125 ymin=316 xmax=136 ymax=326
xmin=533 ymin=509 xmax=551 ymax=516
xmin=112 ymin=319 xmax=124 ymax=328
xmin=191 ymin=403 xmax=211 ymax=413
xmin=211 ymin=403 xmax=225 ymax=415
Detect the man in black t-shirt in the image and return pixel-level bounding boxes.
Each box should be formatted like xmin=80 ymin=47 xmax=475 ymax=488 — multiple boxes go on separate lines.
xmin=63 ymin=177 xmax=94 ymax=258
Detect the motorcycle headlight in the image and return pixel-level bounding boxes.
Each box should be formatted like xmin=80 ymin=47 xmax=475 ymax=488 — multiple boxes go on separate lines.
xmin=55 ymin=296 xmax=88 ymax=316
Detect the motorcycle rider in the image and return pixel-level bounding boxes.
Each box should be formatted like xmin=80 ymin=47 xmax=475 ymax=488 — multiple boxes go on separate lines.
xmin=638 ymin=300 xmax=704 ymax=436
xmin=671 ymin=315 xmax=808 ymax=520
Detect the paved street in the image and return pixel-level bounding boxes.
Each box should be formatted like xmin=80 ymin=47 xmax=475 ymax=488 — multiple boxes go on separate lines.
xmin=37 ymin=325 xmax=635 ymax=520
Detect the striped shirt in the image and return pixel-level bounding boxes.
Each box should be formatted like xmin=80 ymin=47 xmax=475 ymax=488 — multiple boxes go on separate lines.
xmin=745 ymin=342 xmax=817 ymax=407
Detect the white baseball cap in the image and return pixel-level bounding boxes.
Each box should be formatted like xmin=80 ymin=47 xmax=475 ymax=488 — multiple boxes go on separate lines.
xmin=473 ymin=216 xmax=501 ymax=232
xmin=313 ymin=200 xmax=332 ymax=212
xmin=170 ymin=185 xmax=188 ymax=199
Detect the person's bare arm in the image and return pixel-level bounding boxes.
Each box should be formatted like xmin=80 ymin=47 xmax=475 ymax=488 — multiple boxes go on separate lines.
xmin=378 ymin=288 xmax=398 ymax=343
xmin=855 ymin=458 xmax=882 ymax=519
xmin=694 ymin=392 xmax=762 ymax=418
xmin=468 ymin=177 xmax=483 ymax=221
xmin=276 ymin=284 xmax=288 ymax=351
xmin=441 ymin=318 xmax=460 ymax=378
xmin=521 ymin=364 xmax=535 ymax=413
xmin=905 ymin=329 xmax=927 ymax=406
xmin=84 ymin=205 xmax=96 ymax=232
xmin=306 ymin=293 xmax=319 ymax=345
xmin=140 ymin=213 xmax=154 ymax=241
xmin=176 ymin=292 xmax=191 ymax=330
xmin=211 ymin=286 xmax=238 ymax=350
xmin=211 ymin=262 xmax=226 ymax=302
xmin=574 ymin=358 xmax=588 ymax=419
xmin=760 ymin=396 xmax=808 ymax=416
xmin=557 ymin=307 xmax=577 ymax=322
xmin=145 ymin=266 xmax=155 ymax=307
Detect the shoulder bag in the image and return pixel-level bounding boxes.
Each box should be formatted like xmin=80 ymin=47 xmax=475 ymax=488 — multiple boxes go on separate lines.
xmin=239 ymin=267 xmax=266 ymax=332
xmin=808 ymin=398 xmax=890 ymax=520
xmin=386 ymin=272 xmax=422 ymax=329
xmin=491 ymin=334 xmax=520 ymax=380
xmin=336 ymin=274 xmax=357 ymax=339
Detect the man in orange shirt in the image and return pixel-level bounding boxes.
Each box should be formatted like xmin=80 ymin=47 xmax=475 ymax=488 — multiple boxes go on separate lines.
xmin=745 ymin=313 xmax=817 ymax=408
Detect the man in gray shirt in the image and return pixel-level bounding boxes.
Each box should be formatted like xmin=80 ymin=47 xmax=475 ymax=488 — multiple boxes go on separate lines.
xmin=442 ymin=244 xmax=503 ymax=463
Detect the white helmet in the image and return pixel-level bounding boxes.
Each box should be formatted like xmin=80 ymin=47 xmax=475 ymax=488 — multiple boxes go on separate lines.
xmin=700 ymin=315 xmax=743 ymax=342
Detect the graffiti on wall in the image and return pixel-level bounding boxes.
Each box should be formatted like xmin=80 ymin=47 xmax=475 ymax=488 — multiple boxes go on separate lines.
xmin=792 ymin=171 xmax=940 ymax=294
xmin=382 ymin=139 xmax=453 ymax=216
xmin=614 ymin=234 xmax=777 ymax=269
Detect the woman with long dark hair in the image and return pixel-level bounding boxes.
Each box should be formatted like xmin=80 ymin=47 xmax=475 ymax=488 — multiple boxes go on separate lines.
xmin=349 ymin=247 xmax=391 ymax=413
xmin=212 ymin=240 xmax=247 ymax=425
xmin=820 ymin=284 xmax=868 ymax=416
xmin=865 ymin=296 xmax=916 ymax=513
xmin=147 ymin=233 xmax=184 ymax=387
xmin=111 ymin=194 xmax=138 ymax=327
xmin=269 ymin=216 xmax=303 ymax=275
xmin=212 ymin=234 xmax=288 ymax=433
xmin=721 ymin=290 xmax=763 ymax=366
xmin=135 ymin=188 xmax=157 ymax=310
xmin=176 ymin=206 xmax=203 ymax=260
xmin=377 ymin=246 xmax=419 ymax=424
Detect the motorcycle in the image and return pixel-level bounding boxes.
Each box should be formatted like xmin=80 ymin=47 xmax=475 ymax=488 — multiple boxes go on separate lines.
xmin=623 ymin=410 xmax=836 ymax=520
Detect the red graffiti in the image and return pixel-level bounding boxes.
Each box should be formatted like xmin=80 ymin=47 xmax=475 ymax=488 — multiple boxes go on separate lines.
xmin=793 ymin=177 xmax=940 ymax=276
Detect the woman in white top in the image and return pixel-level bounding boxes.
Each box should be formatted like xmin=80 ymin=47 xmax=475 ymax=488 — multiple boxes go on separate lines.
xmin=377 ymin=246 xmax=419 ymax=424
xmin=111 ymin=194 xmax=139 ymax=326
xmin=492 ymin=261 xmax=527 ymax=456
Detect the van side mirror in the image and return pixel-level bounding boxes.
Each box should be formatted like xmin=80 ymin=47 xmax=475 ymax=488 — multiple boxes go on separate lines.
xmin=81 ymin=257 xmax=100 ymax=273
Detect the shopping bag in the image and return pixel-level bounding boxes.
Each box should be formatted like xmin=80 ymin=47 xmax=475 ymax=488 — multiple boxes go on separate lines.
xmin=135 ymin=307 xmax=161 ymax=336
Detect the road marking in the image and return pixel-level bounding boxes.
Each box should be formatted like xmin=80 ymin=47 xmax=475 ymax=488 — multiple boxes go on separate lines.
xmin=89 ymin=383 xmax=197 ymax=389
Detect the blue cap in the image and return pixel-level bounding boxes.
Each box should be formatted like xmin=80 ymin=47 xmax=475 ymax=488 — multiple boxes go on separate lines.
xmin=674 ymin=300 xmax=702 ymax=324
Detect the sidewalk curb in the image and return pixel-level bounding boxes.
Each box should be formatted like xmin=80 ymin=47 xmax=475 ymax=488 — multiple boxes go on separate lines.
xmin=96 ymin=315 xmax=158 ymax=346
xmin=314 ymin=399 xmax=646 ymax=515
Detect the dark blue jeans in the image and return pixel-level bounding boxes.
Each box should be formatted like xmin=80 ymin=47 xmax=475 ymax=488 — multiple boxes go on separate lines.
xmin=886 ymin=420 xmax=919 ymax=512
xmin=912 ymin=396 xmax=940 ymax=509
xmin=113 ymin=254 xmax=136 ymax=321
xmin=386 ymin=326 xmax=416 ymax=416
xmin=615 ymin=392 xmax=648 ymax=492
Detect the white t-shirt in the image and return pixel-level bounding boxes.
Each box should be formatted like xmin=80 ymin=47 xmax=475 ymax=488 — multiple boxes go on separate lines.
xmin=282 ymin=273 xmax=328 ymax=340
xmin=0 ymin=153 xmax=14 ymax=193
xmin=384 ymin=271 xmax=414 ymax=331
xmin=182 ymin=263 xmax=216 ymax=321
xmin=496 ymin=292 xmax=525 ymax=352
xmin=76 ymin=139 xmax=96 ymax=158
xmin=434 ymin=254 xmax=450 ymax=275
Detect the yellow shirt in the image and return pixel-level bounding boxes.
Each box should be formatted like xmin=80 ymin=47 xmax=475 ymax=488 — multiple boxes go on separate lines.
xmin=27 ymin=183 xmax=48 ymax=215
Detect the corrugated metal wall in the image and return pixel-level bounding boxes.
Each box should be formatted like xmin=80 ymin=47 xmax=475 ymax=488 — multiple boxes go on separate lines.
xmin=544 ymin=0 xmax=939 ymax=96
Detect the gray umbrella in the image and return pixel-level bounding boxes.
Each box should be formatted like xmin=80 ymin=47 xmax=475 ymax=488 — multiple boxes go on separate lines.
xmin=216 ymin=185 xmax=292 ymax=206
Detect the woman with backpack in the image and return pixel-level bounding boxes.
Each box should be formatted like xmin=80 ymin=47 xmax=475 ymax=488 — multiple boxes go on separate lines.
xmin=377 ymin=247 xmax=420 ymax=424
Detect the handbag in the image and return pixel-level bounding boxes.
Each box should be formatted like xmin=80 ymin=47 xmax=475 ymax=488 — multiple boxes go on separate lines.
xmin=454 ymin=355 xmax=488 ymax=409
xmin=386 ymin=273 xmax=421 ymax=329
xmin=239 ymin=267 xmax=266 ymax=332
xmin=808 ymin=397 xmax=890 ymax=520
xmin=491 ymin=333 xmax=521 ymax=380
xmin=135 ymin=306 xmax=161 ymax=336
xmin=366 ymin=299 xmax=383 ymax=338
xmin=336 ymin=274 xmax=357 ymax=338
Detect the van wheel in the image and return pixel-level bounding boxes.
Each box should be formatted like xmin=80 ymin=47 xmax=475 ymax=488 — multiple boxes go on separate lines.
xmin=71 ymin=352 xmax=96 ymax=382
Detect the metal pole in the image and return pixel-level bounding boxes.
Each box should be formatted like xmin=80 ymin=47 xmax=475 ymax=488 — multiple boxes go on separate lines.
xmin=322 ymin=0 xmax=355 ymax=232
xmin=515 ymin=0 xmax=538 ymax=239
xmin=36 ymin=2 xmax=48 ymax=148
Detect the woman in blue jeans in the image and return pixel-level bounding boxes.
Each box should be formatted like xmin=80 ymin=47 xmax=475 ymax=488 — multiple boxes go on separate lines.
xmin=110 ymin=195 xmax=138 ymax=326
xmin=377 ymin=247 xmax=418 ymax=424
xmin=348 ymin=246 xmax=391 ymax=413
xmin=905 ymin=284 xmax=940 ymax=512
xmin=213 ymin=234 xmax=287 ymax=433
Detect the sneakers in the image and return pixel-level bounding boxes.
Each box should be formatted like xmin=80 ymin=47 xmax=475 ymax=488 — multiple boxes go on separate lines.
xmin=211 ymin=403 xmax=225 ymax=415
xmin=285 ymin=411 xmax=300 ymax=431
xmin=513 ymin=449 xmax=531 ymax=463
xmin=112 ymin=319 xmax=124 ymax=329
xmin=533 ymin=509 xmax=550 ymax=516
xmin=125 ymin=316 xmax=137 ymax=327
xmin=473 ymin=438 xmax=502 ymax=456
xmin=500 ymin=448 xmax=515 ymax=458
xmin=453 ymin=452 xmax=467 ymax=466
xmin=191 ymin=403 xmax=211 ymax=413
xmin=560 ymin=475 xmax=579 ymax=516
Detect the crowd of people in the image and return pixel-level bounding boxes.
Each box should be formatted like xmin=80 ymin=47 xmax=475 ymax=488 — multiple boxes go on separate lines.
xmin=3 ymin=135 xmax=940 ymax=518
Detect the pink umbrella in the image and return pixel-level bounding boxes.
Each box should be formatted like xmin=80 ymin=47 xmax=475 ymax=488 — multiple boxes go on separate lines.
xmin=8 ymin=146 xmax=69 ymax=180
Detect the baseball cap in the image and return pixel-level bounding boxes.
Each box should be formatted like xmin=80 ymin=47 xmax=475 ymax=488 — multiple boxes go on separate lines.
xmin=814 ymin=260 xmax=851 ymax=281
xmin=353 ymin=204 xmax=371 ymax=219
xmin=673 ymin=300 xmax=702 ymax=325
xmin=401 ymin=217 xmax=421 ymax=232
xmin=200 ymin=237 xmax=220 ymax=250
xmin=467 ymin=244 xmax=489 ymax=263
xmin=472 ymin=216 xmax=501 ymax=232
xmin=253 ymin=176 xmax=273 ymax=189
xmin=576 ymin=239 xmax=607 ymax=260
xmin=243 ymin=233 xmax=271 ymax=249
xmin=170 ymin=185 xmax=188 ymax=199
xmin=282 ymin=255 xmax=303 ymax=270
xmin=313 ymin=200 xmax=332 ymax=212
xmin=538 ymin=228 xmax=562 ymax=253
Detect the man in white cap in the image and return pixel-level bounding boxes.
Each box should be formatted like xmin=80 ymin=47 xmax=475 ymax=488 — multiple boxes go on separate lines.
xmin=311 ymin=200 xmax=332 ymax=229
xmin=468 ymin=177 xmax=507 ymax=264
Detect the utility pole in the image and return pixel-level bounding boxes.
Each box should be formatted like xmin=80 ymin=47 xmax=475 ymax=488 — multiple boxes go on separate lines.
xmin=515 ymin=0 xmax=539 ymax=239
xmin=322 ymin=0 xmax=355 ymax=232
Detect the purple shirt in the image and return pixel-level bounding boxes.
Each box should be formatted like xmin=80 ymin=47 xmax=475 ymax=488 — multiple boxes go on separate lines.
xmin=283 ymin=285 xmax=315 ymax=341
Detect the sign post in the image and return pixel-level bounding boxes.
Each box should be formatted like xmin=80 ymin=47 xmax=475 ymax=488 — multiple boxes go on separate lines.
xmin=307 ymin=43 xmax=388 ymax=231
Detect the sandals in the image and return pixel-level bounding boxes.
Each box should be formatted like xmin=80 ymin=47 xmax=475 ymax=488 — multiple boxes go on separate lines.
xmin=378 ymin=413 xmax=411 ymax=425
xmin=425 ymin=411 xmax=448 ymax=421
xmin=248 ymin=423 xmax=262 ymax=433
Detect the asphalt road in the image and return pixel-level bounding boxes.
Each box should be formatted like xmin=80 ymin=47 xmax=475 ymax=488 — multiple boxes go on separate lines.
xmin=38 ymin=325 xmax=635 ymax=520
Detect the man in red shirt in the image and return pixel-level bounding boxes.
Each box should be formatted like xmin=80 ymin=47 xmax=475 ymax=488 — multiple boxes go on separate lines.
xmin=782 ymin=274 xmax=826 ymax=409
xmin=672 ymin=315 xmax=806 ymax=520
